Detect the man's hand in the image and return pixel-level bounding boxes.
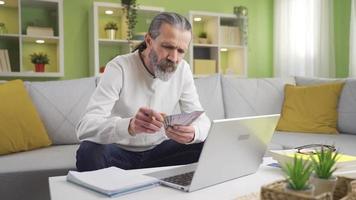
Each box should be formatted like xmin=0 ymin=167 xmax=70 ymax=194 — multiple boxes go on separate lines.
xmin=128 ymin=107 xmax=164 ymax=135
xmin=165 ymin=125 xmax=195 ymax=144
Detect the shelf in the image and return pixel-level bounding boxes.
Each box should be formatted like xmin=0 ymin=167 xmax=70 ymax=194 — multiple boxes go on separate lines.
xmin=0 ymin=34 xmax=20 ymax=38
xmin=0 ymin=71 xmax=63 ymax=77
xmin=0 ymin=0 xmax=63 ymax=77
xmin=0 ymin=36 xmax=20 ymax=72
xmin=193 ymin=43 xmax=218 ymax=48
xmin=22 ymin=35 xmax=59 ymax=44
xmin=90 ymin=2 xmax=163 ymax=76
xmin=189 ymin=10 xmax=247 ymax=77
xmin=220 ymin=45 xmax=245 ymax=49
xmin=98 ymin=38 xmax=142 ymax=45
xmin=0 ymin=0 xmax=19 ymax=35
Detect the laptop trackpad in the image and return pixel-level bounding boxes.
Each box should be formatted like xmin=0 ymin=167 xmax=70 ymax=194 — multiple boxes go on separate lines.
xmin=145 ymin=163 xmax=198 ymax=179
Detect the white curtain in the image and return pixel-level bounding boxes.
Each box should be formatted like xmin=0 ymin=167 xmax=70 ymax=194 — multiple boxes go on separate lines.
xmin=274 ymin=0 xmax=335 ymax=78
xmin=350 ymin=0 xmax=356 ymax=77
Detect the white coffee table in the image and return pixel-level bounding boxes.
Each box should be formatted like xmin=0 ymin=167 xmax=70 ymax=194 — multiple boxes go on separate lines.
xmin=49 ymin=157 xmax=284 ymax=200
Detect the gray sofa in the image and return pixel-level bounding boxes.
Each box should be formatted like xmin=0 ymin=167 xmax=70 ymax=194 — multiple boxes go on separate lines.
xmin=1 ymin=75 xmax=355 ymax=200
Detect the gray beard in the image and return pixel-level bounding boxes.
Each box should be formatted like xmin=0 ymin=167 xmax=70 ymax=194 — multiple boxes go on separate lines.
xmin=148 ymin=50 xmax=177 ymax=81
xmin=154 ymin=68 xmax=174 ymax=81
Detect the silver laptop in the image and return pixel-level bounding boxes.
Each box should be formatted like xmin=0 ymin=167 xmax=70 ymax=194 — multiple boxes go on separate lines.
xmin=146 ymin=114 xmax=280 ymax=192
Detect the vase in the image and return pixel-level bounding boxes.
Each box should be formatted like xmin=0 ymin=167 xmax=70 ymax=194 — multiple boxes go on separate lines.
xmin=310 ymin=175 xmax=337 ymax=196
xmin=35 ymin=64 xmax=45 ymax=72
xmin=99 ymin=66 xmax=105 ymax=73
xmin=284 ymin=184 xmax=315 ymax=196
xmin=106 ymin=29 xmax=116 ymax=40
xmin=198 ymin=38 xmax=208 ymax=44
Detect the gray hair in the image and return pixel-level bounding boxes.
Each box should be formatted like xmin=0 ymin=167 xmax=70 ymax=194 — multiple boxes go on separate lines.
xmin=133 ymin=12 xmax=191 ymax=52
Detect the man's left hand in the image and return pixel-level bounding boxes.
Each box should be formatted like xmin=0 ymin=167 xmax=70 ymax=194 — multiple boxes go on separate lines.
xmin=165 ymin=125 xmax=195 ymax=144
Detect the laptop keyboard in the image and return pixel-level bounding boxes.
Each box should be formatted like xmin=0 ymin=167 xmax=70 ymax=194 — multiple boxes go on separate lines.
xmin=162 ymin=171 xmax=195 ymax=186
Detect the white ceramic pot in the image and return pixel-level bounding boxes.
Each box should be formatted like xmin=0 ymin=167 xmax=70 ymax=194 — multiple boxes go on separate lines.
xmin=310 ymin=175 xmax=337 ymax=196
xmin=106 ymin=29 xmax=116 ymax=40
xmin=198 ymin=38 xmax=208 ymax=44
xmin=284 ymin=184 xmax=315 ymax=196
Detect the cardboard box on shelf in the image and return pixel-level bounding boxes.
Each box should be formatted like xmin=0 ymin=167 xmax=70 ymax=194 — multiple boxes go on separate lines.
xmin=26 ymin=26 xmax=54 ymax=37
xmin=194 ymin=59 xmax=216 ymax=75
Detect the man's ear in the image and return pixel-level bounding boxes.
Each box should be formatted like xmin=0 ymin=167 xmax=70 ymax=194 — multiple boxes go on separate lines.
xmin=144 ymin=34 xmax=152 ymax=47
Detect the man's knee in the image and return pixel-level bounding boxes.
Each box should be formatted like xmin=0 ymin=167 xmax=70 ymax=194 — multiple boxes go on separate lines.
xmin=76 ymin=141 xmax=109 ymax=172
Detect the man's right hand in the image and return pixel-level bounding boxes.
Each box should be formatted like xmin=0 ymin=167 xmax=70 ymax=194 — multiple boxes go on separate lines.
xmin=128 ymin=107 xmax=165 ymax=135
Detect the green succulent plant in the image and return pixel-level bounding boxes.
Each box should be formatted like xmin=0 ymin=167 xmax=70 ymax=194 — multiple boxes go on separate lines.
xmin=104 ymin=22 xmax=118 ymax=30
xmin=282 ymin=154 xmax=313 ymax=190
xmin=310 ymin=148 xmax=339 ymax=179
xmin=199 ymin=32 xmax=207 ymax=38
xmin=30 ymin=52 xmax=49 ymax=64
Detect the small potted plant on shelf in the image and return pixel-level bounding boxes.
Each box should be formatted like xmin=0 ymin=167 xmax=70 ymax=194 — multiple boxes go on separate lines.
xmin=104 ymin=22 xmax=118 ymax=40
xmin=198 ymin=32 xmax=208 ymax=44
xmin=30 ymin=52 xmax=49 ymax=72
xmin=282 ymin=154 xmax=314 ymax=196
xmin=0 ymin=22 xmax=7 ymax=34
xmin=310 ymin=148 xmax=339 ymax=196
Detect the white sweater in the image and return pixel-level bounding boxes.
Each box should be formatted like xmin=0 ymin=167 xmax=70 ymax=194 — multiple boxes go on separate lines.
xmin=76 ymin=51 xmax=211 ymax=152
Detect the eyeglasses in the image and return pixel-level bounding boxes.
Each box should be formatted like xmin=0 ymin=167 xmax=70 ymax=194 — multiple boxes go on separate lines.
xmin=295 ymin=144 xmax=336 ymax=155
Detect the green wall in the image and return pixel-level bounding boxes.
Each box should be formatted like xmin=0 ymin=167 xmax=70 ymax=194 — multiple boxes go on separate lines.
xmin=334 ymin=0 xmax=352 ymax=78
xmin=63 ymin=0 xmax=274 ymax=80
xmin=6 ymin=0 xmax=351 ymax=80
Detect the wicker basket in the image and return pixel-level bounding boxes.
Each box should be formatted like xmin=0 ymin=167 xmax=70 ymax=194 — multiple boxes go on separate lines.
xmin=334 ymin=177 xmax=356 ymax=200
xmin=339 ymin=180 xmax=356 ymax=200
xmin=261 ymin=180 xmax=332 ymax=200
xmin=340 ymin=192 xmax=356 ymax=200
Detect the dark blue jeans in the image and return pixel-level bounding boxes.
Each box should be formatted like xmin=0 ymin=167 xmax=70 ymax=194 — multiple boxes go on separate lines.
xmin=76 ymin=140 xmax=204 ymax=172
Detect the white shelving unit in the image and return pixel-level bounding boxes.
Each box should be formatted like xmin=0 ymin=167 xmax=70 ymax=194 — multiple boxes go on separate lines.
xmin=0 ymin=0 xmax=64 ymax=77
xmin=188 ymin=11 xmax=248 ymax=77
xmin=89 ymin=2 xmax=163 ymax=76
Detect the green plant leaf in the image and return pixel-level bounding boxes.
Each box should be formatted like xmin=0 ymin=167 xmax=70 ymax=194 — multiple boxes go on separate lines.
xmin=282 ymin=154 xmax=313 ymax=190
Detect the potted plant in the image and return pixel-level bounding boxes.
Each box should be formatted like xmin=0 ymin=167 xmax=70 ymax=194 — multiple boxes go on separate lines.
xmin=310 ymin=148 xmax=339 ymax=196
xmin=30 ymin=52 xmax=49 ymax=72
xmin=282 ymin=154 xmax=314 ymax=196
xmin=105 ymin=22 xmax=118 ymax=40
xmin=0 ymin=22 xmax=7 ymax=34
xmin=121 ymin=0 xmax=138 ymax=43
xmin=198 ymin=32 xmax=208 ymax=44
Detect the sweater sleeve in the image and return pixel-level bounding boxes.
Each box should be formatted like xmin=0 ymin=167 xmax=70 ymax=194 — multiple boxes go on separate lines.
xmin=76 ymin=61 xmax=133 ymax=144
xmin=179 ymin=63 xmax=211 ymax=143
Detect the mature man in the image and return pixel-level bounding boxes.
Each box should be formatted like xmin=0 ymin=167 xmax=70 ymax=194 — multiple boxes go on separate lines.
xmin=76 ymin=12 xmax=210 ymax=172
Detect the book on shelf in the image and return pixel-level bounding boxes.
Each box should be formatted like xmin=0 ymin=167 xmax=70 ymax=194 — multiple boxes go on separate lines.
xmin=220 ymin=26 xmax=240 ymax=46
xmin=0 ymin=49 xmax=11 ymax=72
xmin=0 ymin=50 xmax=4 ymax=72
xmin=4 ymin=49 xmax=11 ymax=72
xmin=270 ymin=149 xmax=356 ymax=173
xmin=66 ymin=167 xmax=159 ymax=197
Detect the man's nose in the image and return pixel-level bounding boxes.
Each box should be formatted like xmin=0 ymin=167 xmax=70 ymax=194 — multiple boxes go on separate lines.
xmin=167 ymin=50 xmax=178 ymax=63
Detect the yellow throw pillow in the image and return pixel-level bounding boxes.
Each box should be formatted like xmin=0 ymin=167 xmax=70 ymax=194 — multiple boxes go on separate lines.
xmin=276 ymin=82 xmax=345 ymax=134
xmin=0 ymin=80 xmax=51 ymax=155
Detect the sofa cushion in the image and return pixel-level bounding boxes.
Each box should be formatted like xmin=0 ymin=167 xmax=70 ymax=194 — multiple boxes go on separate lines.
xmin=0 ymin=80 xmax=51 ymax=155
xmin=0 ymin=145 xmax=78 ymax=173
xmin=296 ymin=77 xmax=356 ymax=135
xmin=272 ymin=131 xmax=356 ymax=156
xmin=221 ymin=76 xmax=295 ymax=118
xmin=25 ymin=77 xmax=97 ymax=144
xmin=194 ymin=74 xmax=225 ymax=120
xmin=276 ymin=82 xmax=344 ymax=134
